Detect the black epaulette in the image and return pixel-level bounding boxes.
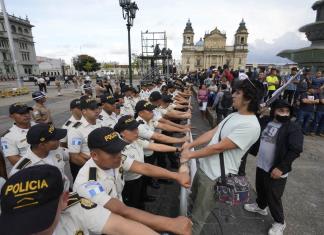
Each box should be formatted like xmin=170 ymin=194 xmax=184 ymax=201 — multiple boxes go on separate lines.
xmin=98 ymin=115 xmax=103 ymax=121
xmin=16 ymin=158 xmax=32 ymax=170
xmin=64 ymin=120 xmax=72 ymax=127
xmin=66 ymin=192 xmax=81 ymax=208
xmin=72 ymin=122 xmax=82 ymax=128
xmin=88 ymin=167 xmax=97 ymax=181
xmin=0 ymin=129 xmax=10 ymax=137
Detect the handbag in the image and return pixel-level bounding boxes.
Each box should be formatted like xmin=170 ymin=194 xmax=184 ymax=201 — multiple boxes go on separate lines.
xmin=214 ymin=117 xmax=250 ymax=206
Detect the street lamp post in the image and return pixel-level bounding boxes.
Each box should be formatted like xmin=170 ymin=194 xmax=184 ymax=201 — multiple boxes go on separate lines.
xmin=119 ymin=0 xmax=138 ymax=87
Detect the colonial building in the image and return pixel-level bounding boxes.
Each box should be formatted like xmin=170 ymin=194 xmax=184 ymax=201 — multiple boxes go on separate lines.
xmin=181 ymin=19 xmax=248 ymax=73
xmin=0 ymin=13 xmax=38 ymax=79
xmin=37 ymin=56 xmax=64 ymax=76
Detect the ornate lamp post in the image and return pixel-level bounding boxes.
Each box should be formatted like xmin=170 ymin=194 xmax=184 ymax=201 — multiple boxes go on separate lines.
xmin=119 ymin=0 xmax=138 ymax=86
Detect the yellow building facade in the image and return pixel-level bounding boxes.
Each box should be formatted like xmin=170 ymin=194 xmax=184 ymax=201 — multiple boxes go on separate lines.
xmin=181 ymin=19 xmax=248 ymax=73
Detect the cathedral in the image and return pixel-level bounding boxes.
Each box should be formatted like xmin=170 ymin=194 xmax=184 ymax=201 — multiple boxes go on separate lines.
xmin=181 ymin=19 xmax=248 ymax=73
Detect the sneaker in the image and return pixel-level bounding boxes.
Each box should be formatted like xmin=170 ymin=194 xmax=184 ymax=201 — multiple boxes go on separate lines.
xmin=268 ymin=222 xmax=286 ymax=235
xmin=244 ymin=203 xmax=268 ymax=216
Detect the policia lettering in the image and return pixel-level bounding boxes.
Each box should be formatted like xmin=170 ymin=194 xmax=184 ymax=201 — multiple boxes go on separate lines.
xmin=5 ymin=179 xmax=48 ymax=195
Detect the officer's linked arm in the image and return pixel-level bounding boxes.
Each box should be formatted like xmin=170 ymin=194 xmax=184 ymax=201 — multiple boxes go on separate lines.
xmin=0 ymin=151 xmax=7 ymax=179
xmin=69 ymin=152 xmax=89 ymax=166
xmin=6 ymin=155 xmax=21 ymax=166
xmin=151 ymin=132 xmax=187 ymax=144
xmin=156 ymin=122 xmax=188 ymax=133
xmin=102 ymin=213 xmax=158 ymax=235
xmin=147 ymin=143 xmax=179 ymax=153
xmin=130 ymin=161 xmax=190 ymax=188
xmin=105 ymin=198 xmax=192 ymax=234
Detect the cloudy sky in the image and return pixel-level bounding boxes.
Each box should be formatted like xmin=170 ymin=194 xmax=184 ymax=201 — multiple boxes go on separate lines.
xmin=5 ymin=0 xmax=315 ymax=64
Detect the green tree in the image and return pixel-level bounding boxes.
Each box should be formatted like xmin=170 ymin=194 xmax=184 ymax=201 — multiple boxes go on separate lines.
xmin=73 ymin=54 xmax=101 ymax=73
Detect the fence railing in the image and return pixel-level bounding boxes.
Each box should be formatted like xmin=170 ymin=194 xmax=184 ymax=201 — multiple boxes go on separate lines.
xmin=179 ymin=97 xmax=197 ymax=216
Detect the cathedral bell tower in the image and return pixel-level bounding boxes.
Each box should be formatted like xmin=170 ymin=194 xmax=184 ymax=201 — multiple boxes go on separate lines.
xmin=234 ymin=18 xmax=249 ymax=50
xmin=183 ymin=19 xmax=194 ymax=46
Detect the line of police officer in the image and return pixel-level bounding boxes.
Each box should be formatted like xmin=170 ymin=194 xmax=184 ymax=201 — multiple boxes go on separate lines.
xmin=0 ymin=79 xmax=194 ymax=235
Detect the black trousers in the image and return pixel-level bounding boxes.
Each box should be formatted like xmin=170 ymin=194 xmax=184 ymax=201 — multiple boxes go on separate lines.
xmin=70 ymin=161 xmax=81 ymax=183
xmin=255 ymin=167 xmax=287 ymax=224
xmin=122 ymin=176 xmax=144 ymax=209
xmin=142 ymin=154 xmax=156 ymax=196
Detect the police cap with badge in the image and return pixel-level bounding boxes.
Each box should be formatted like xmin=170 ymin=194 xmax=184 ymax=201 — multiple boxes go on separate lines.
xmin=100 ymin=95 xmax=116 ymax=105
xmin=0 ymin=165 xmax=65 ymax=235
xmin=114 ymin=115 xmax=141 ymax=133
xmin=9 ymin=102 xmax=33 ymax=114
xmin=80 ymin=97 xmax=101 ymax=110
xmin=27 ymin=123 xmax=67 ymax=145
xmin=88 ymin=127 xmax=128 ymax=154
xmin=135 ymin=100 xmax=156 ymax=114
xmin=70 ymin=99 xmax=81 ymax=110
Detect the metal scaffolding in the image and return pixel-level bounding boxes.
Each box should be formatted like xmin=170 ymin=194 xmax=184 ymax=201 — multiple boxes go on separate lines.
xmin=140 ymin=31 xmax=172 ymax=81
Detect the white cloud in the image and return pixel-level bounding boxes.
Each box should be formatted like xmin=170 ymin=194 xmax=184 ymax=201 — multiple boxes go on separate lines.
xmin=5 ymin=0 xmax=316 ymax=64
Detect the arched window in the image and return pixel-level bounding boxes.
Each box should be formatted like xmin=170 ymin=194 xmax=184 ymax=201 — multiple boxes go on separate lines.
xmin=18 ymin=27 xmax=23 ymax=33
xmin=240 ymin=37 xmax=245 ymax=44
xmin=24 ymin=28 xmax=29 ymax=34
xmin=11 ymin=25 xmax=16 ymax=33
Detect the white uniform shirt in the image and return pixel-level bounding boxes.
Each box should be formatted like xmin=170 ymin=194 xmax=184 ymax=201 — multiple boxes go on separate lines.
xmin=122 ymin=139 xmax=150 ymax=181
xmin=74 ymin=156 xmax=134 ymax=205
xmin=199 ymin=112 xmax=261 ymax=180
xmin=1 ymin=125 xmax=30 ymax=174
xmin=99 ymin=110 xmax=118 ymax=128
xmin=55 ymin=193 xmax=111 ymax=235
xmin=122 ymin=96 xmax=135 ymax=116
xmin=67 ymin=116 xmax=102 ymax=156
xmin=61 ymin=115 xmax=79 ymax=143
xmin=136 ymin=116 xmax=158 ymax=156
xmin=10 ymin=147 xmax=68 ymax=178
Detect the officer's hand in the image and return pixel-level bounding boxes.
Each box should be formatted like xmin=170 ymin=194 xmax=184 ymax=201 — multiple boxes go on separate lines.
xmin=181 ymin=141 xmax=191 ymax=150
xmin=177 ymin=172 xmax=191 ymax=188
xmin=271 ymin=168 xmax=283 ymax=179
xmin=181 ymin=136 xmax=190 ymax=143
xmin=180 ymin=147 xmax=191 ymax=164
xmin=172 ymin=216 xmax=192 ymax=235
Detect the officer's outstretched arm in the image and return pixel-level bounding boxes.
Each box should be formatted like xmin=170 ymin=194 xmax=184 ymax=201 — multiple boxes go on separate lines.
xmin=103 ymin=213 xmax=158 ymax=235
xmin=156 ymin=122 xmax=188 ymax=133
xmin=105 ymin=198 xmax=192 ymax=235
xmin=151 ymin=132 xmax=187 ymax=144
xmin=69 ymin=152 xmax=89 ymax=166
xmin=129 ymin=161 xmax=190 ymax=188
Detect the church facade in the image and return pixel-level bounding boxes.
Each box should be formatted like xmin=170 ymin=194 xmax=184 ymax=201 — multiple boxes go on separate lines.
xmin=181 ymin=19 xmax=249 ymax=73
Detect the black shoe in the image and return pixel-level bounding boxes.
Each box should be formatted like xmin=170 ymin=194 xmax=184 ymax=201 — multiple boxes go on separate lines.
xmin=143 ymin=195 xmax=156 ymax=202
xmin=158 ymin=179 xmax=173 ymax=184
xmin=148 ymin=180 xmax=160 ymax=189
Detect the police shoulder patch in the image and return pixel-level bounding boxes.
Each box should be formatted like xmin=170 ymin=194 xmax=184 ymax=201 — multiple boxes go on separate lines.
xmin=72 ymin=122 xmax=82 ymax=128
xmin=16 ymin=158 xmax=32 ymax=170
xmin=80 ymin=197 xmax=97 ymax=209
xmin=65 ymin=120 xmax=72 ymax=127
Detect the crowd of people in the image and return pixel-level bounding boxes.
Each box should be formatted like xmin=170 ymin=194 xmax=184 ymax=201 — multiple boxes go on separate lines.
xmin=0 ymin=65 xmax=315 ymax=234
xmin=193 ymin=65 xmax=324 ymax=136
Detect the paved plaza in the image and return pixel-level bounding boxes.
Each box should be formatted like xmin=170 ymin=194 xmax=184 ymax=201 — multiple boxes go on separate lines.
xmin=0 ymin=81 xmax=323 ymax=234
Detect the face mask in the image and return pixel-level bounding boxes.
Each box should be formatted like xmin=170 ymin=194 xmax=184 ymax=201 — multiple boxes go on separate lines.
xmin=275 ymin=114 xmax=290 ymax=123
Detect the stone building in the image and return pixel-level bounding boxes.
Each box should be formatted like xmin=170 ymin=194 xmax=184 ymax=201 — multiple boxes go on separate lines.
xmin=0 ymin=13 xmax=38 ymax=79
xmin=181 ymin=19 xmax=248 ymax=73
xmin=37 ymin=56 xmax=64 ymax=76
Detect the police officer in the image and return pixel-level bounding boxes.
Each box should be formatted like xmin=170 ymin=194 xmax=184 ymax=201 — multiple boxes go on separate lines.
xmin=73 ymin=127 xmax=192 ymax=235
xmin=99 ymin=95 xmax=119 ymax=128
xmin=10 ymin=123 xmax=68 ymax=178
xmin=0 ymin=165 xmax=158 ymax=235
xmin=114 ymin=116 xmax=189 ymax=208
xmin=67 ymin=97 xmax=102 ymax=181
xmin=1 ymin=103 xmax=33 ymax=173
xmin=121 ymin=85 xmax=136 ymax=115
xmin=31 ymin=91 xmax=53 ymax=124
xmin=60 ymin=99 xmax=82 ymax=147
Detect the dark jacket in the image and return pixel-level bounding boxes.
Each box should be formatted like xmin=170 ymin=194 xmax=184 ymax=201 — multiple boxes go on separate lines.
xmin=249 ymin=116 xmax=304 ymax=174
